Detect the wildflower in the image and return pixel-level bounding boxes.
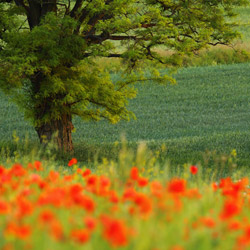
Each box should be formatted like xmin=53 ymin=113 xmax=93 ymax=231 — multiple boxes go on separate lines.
xmin=74 ymin=194 xmax=95 ymax=213
xmin=0 ymin=200 xmax=9 ymax=214
xmin=28 ymin=173 xmax=42 ymax=184
xmin=76 ymin=168 xmax=82 ymax=174
xmin=237 ymin=225 xmax=250 ymax=249
xmin=16 ymin=198 xmax=33 ymax=218
xmin=100 ymin=215 xmax=128 ymax=247
xmin=130 ymin=167 xmax=139 ymax=181
xmin=150 ymin=181 xmax=164 ymax=198
xmin=134 ymin=193 xmax=152 ymax=216
xmin=220 ymin=199 xmax=242 ymax=220
xmin=48 ymin=171 xmax=60 ymax=182
xmin=50 ymin=220 xmax=63 ymax=240
xmin=219 ymin=177 xmax=233 ymax=189
xmin=34 ymin=161 xmax=43 ymax=171
xmin=137 ymin=177 xmax=148 ymax=187
xmin=71 ymin=229 xmax=89 ymax=244
xmin=64 ymin=175 xmax=73 ymax=182
xmin=5 ymin=223 xmax=31 ymax=239
xmin=39 ymin=210 xmax=55 ymax=224
xmin=69 ymin=183 xmax=83 ymax=196
xmin=99 ymin=176 xmax=111 ymax=195
xmin=87 ymin=175 xmax=98 ymax=186
xmin=100 ymin=176 xmax=110 ymax=188
xmin=82 ymin=169 xmax=91 ymax=177
xmin=228 ymin=220 xmax=241 ymax=231
xmin=9 ymin=164 xmax=26 ymax=177
xmin=0 ymin=166 xmax=5 ymax=176
xmin=200 ymin=217 xmax=216 ymax=228
xmin=38 ymin=187 xmax=66 ymax=207
xmin=212 ymin=182 xmax=219 ymax=191
xmin=84 ymin=216 xmax=97 ymax=231
xmin=185 ymin=188 xmax=202 ymax=199
xmin=109 ymin=190 xmax=119 ymax=203
xmin=190 ymin=165 xmax=198 ymax=175
xmin=38 ymin=180 xmax=47 ymax=189
xmin=68 ymin=158 xmax=78 ymax=167
xmin=168 ymin=178 xmax=186 ymax=194
xmin=123 ymin=187 xmax=136 ymax=201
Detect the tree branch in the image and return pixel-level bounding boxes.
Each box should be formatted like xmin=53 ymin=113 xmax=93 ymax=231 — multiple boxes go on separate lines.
xmin=84 ymin=34 xmax=142 ymax=44
xmin=14 ymin=0 xmax=30 ymax=12
xmin=69 ymin=0 xmax=83 ymax=18
xmin=82 ymin=53 xmax=123 ymax=58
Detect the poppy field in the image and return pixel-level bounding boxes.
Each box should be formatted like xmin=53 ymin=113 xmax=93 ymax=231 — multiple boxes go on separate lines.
xmin=1 ymin=156 xmax=250 ymax=250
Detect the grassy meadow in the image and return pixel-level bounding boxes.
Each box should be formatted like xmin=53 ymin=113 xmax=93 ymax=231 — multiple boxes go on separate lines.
xmin=1 ymin=62 xmax=250 ymax=168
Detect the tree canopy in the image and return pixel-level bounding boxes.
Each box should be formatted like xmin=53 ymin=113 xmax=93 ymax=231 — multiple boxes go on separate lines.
xmin=0 ymin=0 xmax=247 ymax=152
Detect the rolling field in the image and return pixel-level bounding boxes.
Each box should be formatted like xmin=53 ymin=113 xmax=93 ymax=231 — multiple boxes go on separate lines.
xmin=1 ymin=63 xmax=250 ymax=166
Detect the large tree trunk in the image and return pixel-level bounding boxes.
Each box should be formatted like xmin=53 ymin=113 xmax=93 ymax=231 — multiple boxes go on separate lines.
xmin=35 ymin=114 xmax=74 ymax=153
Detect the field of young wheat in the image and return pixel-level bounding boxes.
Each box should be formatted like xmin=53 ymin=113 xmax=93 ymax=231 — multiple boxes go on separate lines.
xmin=1 ymin=62 xmax=250 ymax=166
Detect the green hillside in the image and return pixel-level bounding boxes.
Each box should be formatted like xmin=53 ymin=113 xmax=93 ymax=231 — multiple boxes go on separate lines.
xmin=1 ymin=63 xmax=250 ymax=165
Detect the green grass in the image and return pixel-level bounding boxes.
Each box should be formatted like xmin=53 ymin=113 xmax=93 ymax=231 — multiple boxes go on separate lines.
xmin=1 ymin=63 xmax=250 ymax=166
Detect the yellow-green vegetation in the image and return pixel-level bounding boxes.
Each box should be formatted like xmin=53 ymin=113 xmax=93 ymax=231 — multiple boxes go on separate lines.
xmin=0 ymin=145 xmax=249 ymax=250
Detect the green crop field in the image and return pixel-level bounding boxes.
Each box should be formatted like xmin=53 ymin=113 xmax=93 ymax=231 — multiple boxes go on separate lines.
xmin=1 ymin=63 xmax=250 ymax=166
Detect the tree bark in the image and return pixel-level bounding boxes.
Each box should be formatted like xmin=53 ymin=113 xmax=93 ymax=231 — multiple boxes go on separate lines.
xmin=35 ymin=114 xmax=74 ymax=153
xmin=27 ymin=0 xmax=42 ymax=29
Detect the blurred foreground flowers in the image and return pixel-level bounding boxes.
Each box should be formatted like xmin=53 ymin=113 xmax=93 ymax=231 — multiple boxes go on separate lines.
xmin=0 ymin=160 xmax=250 ymax=250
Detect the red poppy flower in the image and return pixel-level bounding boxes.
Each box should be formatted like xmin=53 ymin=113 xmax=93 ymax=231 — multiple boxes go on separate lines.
xmin=0 ymin=200 xmax=9 ymax=214
xmin=130 ymin=167 xmax=139 ymax=180
xmin=200 ymin=217 xmax=216 ymax=228
xmin=87 ymin=175 xmax=98 ymax=186
xmin=190 ymin=165 xmax=198 ymax=175
xmin=84 ymin=216 xmax=97 ymax=231
xmin=48 ymin=171 xmax=60 ymax=182
xmin=82 ymin=169 xmax=91 ymax=177
xmin=100 ymin=215 xmax=128 ymax=247
xmin=109 ymin=190 xmax=119 ymax=203
xmin=39 ymin=210 xmax=55 ymax=224
xmin=68 ymin=158 xmax=78 ymax=167
xmin=74 ymin=194 xmax=95 ymax=213
xmin=150 ymin=181 xmax=164 ymax=198
xmin=100 ymin=176 xmax=110 ymax=187
xmin=9 ymin=164 xmax=27 ymax=177
xmin=34 ymin=161 xmax=43 ymax=171
xmin=71 ymin=229 xmax=89 ymax=244
xmin=137 ymin=177 xmax=148 ymax=187
xmin=220 ymin=199 xmax=241 ymax=220
xmin=16 ymin=198 xmax=33 ymax=218
xmin=0 ymin=166 xmax=5 ymax=176
xmin=134 ymin=193 xmax=152 ymax=215
xmin=50 ymin=220 xmax=63 ymax=240
xmin=5 ymin=223 xmax=31 ymax=239
xmin=168 ymin=178 xmax=186 ymax=194
xmin=228 ymin=220 xmax=241 ymax=231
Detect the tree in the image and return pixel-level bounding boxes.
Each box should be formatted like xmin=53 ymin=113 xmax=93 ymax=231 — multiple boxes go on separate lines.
xmin=0 ymin=0 xmax=246 ymax=152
